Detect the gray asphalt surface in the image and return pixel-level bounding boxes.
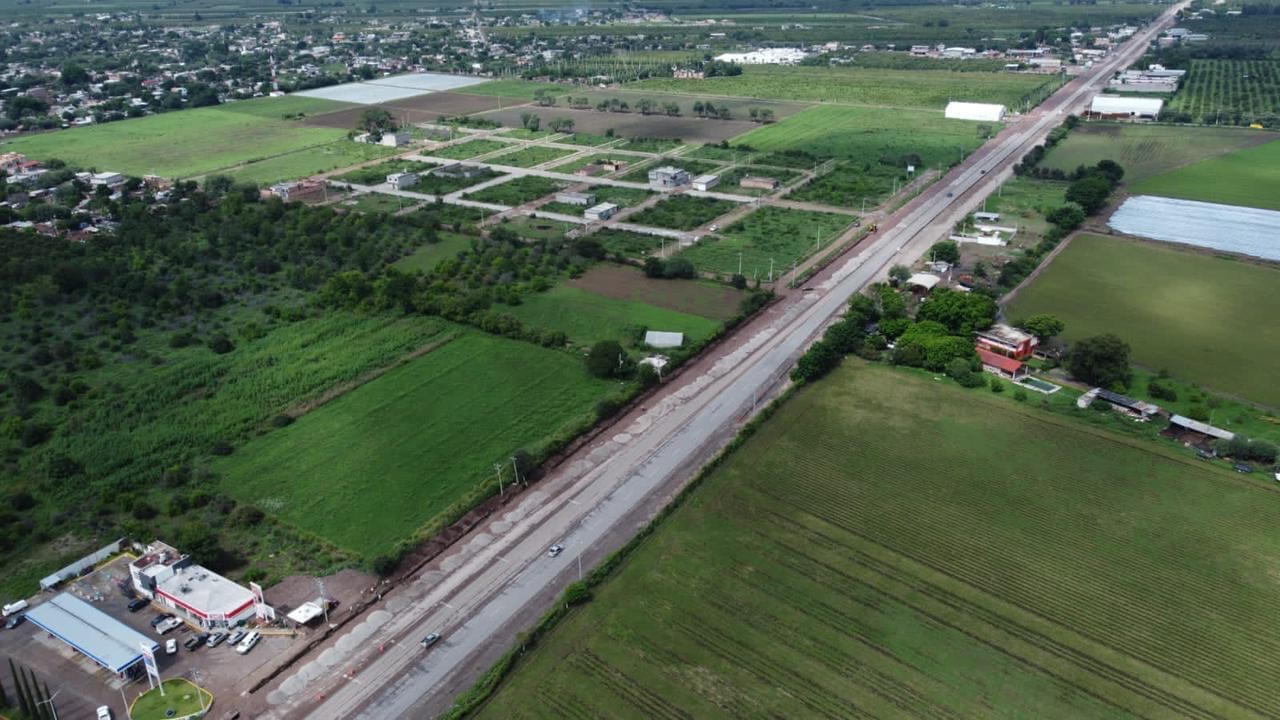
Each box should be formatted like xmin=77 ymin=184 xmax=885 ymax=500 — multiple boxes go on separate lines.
xmin=259 ymin=7 xmax=1186 ymax=717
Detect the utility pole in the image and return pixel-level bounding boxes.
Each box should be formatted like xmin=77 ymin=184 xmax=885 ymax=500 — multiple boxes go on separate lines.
xmin=768 ymin=258 xmax=773 ymax=283
xmin=511 ymin=456 xmax=523 ymax=487
xmin=493 ymin=463 xmax=504 ymax=496
xmin=317 ymin=577 xmax=330 ymax=627
xmin=737 ymin=251 xmax=742 ymax=275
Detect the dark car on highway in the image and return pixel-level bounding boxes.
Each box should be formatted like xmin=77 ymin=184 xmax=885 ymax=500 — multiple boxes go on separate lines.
xmin=421 ymin=633 xmax=441 ymax=649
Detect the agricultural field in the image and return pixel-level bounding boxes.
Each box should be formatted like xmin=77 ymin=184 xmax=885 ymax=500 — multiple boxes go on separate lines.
xmin=225 ymin=141 xmax=400 ymax=186
xmin=679 ymin=206 xmax=854 ymax=277
xmin=216 ymin=332 xmax=613 ymax=558
xmin=549 ymin=152 xmax=634 ymax=174
xmin=1165 ymin=59 xmax=1280 ymax=125
xmin=487 ymin=144 xmax=579 ymax=168
xmin=627 ymin=195 xmax=735 ymax=231
xmin=1007 ymin=234 xmax=1280 ymax=407
xmin=430 ymin=139 xmax=513 ymax=160
xmin=790 ymin=163 xmax=903 ymax=208
xmin=553 ymin=89 xmax=810 ymax=123
xmin=502 ymin=284 xmax=723 ymax=346
xmin=1040 ymin=123 xmax=1277 ymax=183
xmin=456 ymin=79 xmax=565 ymax=100
xmin=302 ymin=92 xmax=512 ymax=130
xmin=393 ymin=232 xmax=475 ymax=273
xmin=1129 ymin=138 xmax=1280 ymax=210
xmin=558 ymin=132 xmax=616 ymax=147
xmin=569 ymin=263 xmax=746 ymax=320
xmin=476 ymin=107 xmax=757 ymax=143
xmin=404 ymin=167 xmax=500 ymax=195
xmin=1 ymin=95 xmax=357 ymax=179
xmin=630 ymin=65 xmax=1059 ymax=111
xmin=466 ymin=176 xmax=564 ymax=206
xmin=338 ymin=192 xmax=419 ymax=215
xmin=479 ymin=360 xmax=1280 ymax=720
xmin=733 ymin=104 xmax=990 ymax=168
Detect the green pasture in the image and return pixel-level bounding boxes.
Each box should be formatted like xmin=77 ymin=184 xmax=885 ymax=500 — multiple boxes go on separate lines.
xmin=678 ymin=206 xmax=853 ymax=276
xmin=394 ymin=232 xmax=475 ymax=273
xmin=457 ymin=79 xmax=565 ymax=100
xmin=630 ymin=65 xmax=1056 ymax=110
xmin=627 ymin=195 xmax=735 ymax=230
xmin=480 ymin=360 xmax=1280 ymax=719
xmin=2 ymin=95 xmax=353 ymax=179
xmin=466 ymin=176 xmax=564 ymax=205
xmin=502 ymin=285 xmax=721 ymax=346
xmin=1007 ymin=234 xmax=1280 ymax=407
xmin=1040 ymin=123 xmax=1276 ymax=183
xmin=216 ymin=332 xmax=611 ymax=558
xmin=1130 ymin=138 xmax=1280 ymax=210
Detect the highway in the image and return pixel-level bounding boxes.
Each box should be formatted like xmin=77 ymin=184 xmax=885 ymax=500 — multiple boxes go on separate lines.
xmin=259 ymin=5 xmax=1185 ymax=717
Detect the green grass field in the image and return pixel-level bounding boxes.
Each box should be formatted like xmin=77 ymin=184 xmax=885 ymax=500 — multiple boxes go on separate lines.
xmin=432 ymin=139 xmax=513 ymax=160
xmin=394 ymin=232 xmax=475 ymax=273
xmin=679 ymin=206 xmax=853 ymax=277
xmin=630 ymin=65 xmax=1056 ymax=110
xmin=503 ymin=285 xmax=722 ymax=346
xmin=1129 ymin=138 xmax=1280 ymax=210
xmin=589 ymin=228 xmax=665 ymax=259
xmin=1 ymin=96 xmax=354 ymax=179
xmin=488 ymin=144 xmax=579 ymax=168
xmin=732 ymin=104 xmax=988 ymax=168
xmin=1040 ymin=123 xmax=1277 ymax=183
xmin=216 ymin=332 xmax=611 ymax=558
xmin=627 ymin=195 xmax=734 ymax=230
xmin=457 ymin=79 xmax=564 ymax=100
xmin=131 ymin=679 xmax=212 ymax=720
xmin=1007 ymin=234 xmax=1280 ymax=407
xmin=478 ymin=360 xmax=1280 ymax=719
xmin=467 ymin=176 xmax=564 ymax=206
xmin=339 ymin=192 xmax=419 ymax=215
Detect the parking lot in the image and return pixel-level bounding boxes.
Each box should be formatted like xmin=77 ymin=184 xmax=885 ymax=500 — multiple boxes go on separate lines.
xmin=0 ymin=556 xmax=303 ymax=719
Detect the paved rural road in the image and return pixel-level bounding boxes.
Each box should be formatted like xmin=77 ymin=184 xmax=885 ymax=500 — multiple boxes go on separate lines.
xmin=259 ymin=7 xmax=1187 ymax=718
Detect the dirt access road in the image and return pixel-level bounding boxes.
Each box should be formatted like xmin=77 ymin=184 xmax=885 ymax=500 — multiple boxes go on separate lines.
xmin=255 ymin=6 xmax=1188 ymax=718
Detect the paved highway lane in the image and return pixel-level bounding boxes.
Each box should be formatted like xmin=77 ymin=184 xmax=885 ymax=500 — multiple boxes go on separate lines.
xmin=258 ymin=6 xmax=1187 ymax=717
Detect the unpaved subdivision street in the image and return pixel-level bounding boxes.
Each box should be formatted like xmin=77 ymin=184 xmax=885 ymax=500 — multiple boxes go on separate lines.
xmin=249 ymin=6 xmax=1188 ymax=717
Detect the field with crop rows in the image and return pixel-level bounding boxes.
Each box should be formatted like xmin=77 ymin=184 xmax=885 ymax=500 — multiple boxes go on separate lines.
xmin=1166 ymin=59 xmax=1280 ymax=125
xmin=678 ymin=206 xmax=853 ymax=277
xmin=502 ymin=284 xmax=722 ymax=346
xmin=630 ymin=65 xmax=1058 ymax=110
xmin=2 ymin=95 xmax=357 ymax=179
xmin=1007 ymin=234 xmax=1280 ymax=407
xmin=627 ymin=195 xmax=735 ymax=230
xmin=1129 ymin=138 xmax=1280 ymax=210
xmin=478 ymin=360 xmax=1280 ymax=720
xmin=216 ymin=332 xmax=612 ymax=557
xmin=1040 ymin=123 xmax=1276 ymax=182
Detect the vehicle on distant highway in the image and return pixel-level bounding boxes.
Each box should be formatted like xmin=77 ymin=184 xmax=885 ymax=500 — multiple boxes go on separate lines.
xmin=235 ymin=630 xmax=261 ymax=655
xmin=421 ymin=633 xmax=441 ymax=649
xmin=548 ymin=544 xmax=564 ymax=558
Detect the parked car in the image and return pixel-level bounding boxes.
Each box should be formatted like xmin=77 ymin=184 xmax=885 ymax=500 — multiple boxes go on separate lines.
xmin=157 ymin=617 xmax=183 ymax=635
xmin=235 ymin=631 xmax=261 ymax=655
xmin=150 ymin=613 xmax=174 ymax=628
xmin=226 ymin=630 xmax=246 ymax=647
xmin=2 ymin=600 xmax=28 ymax=617
xmin=96 ymin=707 xmax=112 ymax=720
xmin=420 ymin=633 xmax=441 ymax=649
xmin=548 ymin=544 xmax=564 ymax=558
xmin=165 ymin=639 xmax=177 ymax=655
xmin=184 ymin=633 xmax=208 ymax=651
xmin=207 ymin=631 xmax=227 ymax=648
xmin=5 ymin=615 xmax=24 ymax=630
xmin=127 ymin=598 xmax=150 ymax=613
xmin=1234 ymin=463 xmax=1254 ymax=474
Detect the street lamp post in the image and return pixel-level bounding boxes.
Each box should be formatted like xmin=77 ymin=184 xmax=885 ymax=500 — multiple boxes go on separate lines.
xmin=35 ymin=688 xmax=61 ymax=720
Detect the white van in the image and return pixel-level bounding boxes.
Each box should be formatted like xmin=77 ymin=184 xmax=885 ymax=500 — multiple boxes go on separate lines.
xmin=235 ymin=631 xmax=260 ymax=655
xmin=2 ymin=600 xmax=28 ymax=617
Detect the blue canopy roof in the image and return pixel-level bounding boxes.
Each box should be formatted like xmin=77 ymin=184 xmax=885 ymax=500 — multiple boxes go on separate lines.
xmin=26 ymin=593 xmax=158 ymax=673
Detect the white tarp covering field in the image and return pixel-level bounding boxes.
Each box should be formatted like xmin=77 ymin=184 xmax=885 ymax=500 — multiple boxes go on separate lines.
xmin=294 ymin=72 xmax=489 ymax=104
xmin=1108 ymin=195 xmax=1280 ymax=261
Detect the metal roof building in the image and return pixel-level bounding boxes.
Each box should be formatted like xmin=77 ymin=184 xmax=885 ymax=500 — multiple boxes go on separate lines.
xmin=26 ymin=593 xmax=159 ymax=675
xmin=1169 ymin=415 xmax=1235 ymax=441
xmin=944 ymin=102 xmax=1007 ymax=122
xmin=1089 ymin=95 xmax=1164 ymax=118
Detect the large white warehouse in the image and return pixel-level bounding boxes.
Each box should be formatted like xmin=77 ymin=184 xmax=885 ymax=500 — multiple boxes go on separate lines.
xmin=1089 ymin=95 xmax=1164 ymax=118
xmin=944 ymin=102 xmax=1007 ymax=122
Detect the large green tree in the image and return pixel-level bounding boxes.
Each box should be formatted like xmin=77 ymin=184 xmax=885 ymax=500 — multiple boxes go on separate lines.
xmin=916 ymin=289 xmax=997 ymax=335
xmin=1066 ymin=333 xmax=1131 ymax=388
xmin=1018 ymin=314 xmax=1065 ymax=342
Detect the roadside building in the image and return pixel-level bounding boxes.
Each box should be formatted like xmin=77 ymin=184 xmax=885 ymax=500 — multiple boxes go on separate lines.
xmin=691 ymin=174 xmax=719 ymax=191
xmin=378 ymin=131 xmax=411 ymax=147
xmin=739 ymin=175 xmax=779 ymax=191
xmin=129 ymin=541 xmax=263 ymax=630
xmin=1091 ymin=388 xmax=1161 ymax=419
xmin=26 ymin=593 xmax=159 ymax=677
xmin=977 ymin=347 xmax=1028 ymax=380
xmin=975 ymin=323 xmax=1038 ymax=360
xmin=648 ymin=166 xmax=690 ymax=189
xmin=575 ymin=164 xmax=605 ymax=177
xmin=599 ymin=159 xmax=628 ymax=173
xmin=386 ymin=172 xmax=419 ymax=190
xmin=1088 ymin=95 xmax=1163 ymax=119
xmin=974 ymin=211 xmax=1001 ymax=222
xmin=944 ymin=102 xmax=1007 ymax=122
xmin=262 ymin=180 xmax=327 ymax=203
xmin=1167 ymin=414 xmax=1235 ymax=445
xmin=585 ymin=202 xmax=620 ymax=221
xmin=555 ymin=191 xmax=596 ymax=206
xmin=905 ymin=272 xmax=942 ymax=294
